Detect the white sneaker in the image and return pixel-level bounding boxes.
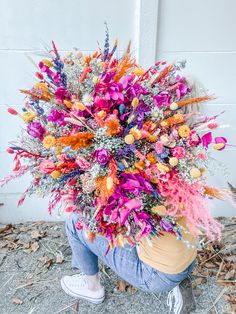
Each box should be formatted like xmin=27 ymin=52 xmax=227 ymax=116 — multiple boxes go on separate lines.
xmin=167 ymin=285 xmax=183 ymax=314
xmin=61 ymin=274 xmax=105 ymax=304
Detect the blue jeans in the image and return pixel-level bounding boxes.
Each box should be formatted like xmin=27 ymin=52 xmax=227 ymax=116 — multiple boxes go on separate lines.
xmin=66 ymin=213 xmax=196 ymax=293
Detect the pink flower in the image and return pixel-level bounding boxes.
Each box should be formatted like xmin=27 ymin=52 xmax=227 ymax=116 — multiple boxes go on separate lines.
xmin=208 ymin=122 xmax=219 ymax=129
xmin=197 ymin=153 xmax=207 ymax=160
xmin=65 ymin=205 xmax=76 ymax=213
xmin=187 ymin=131 xmax=201 ymax=147
xmin=172 ymin=146 xmax=186 ymax=159
xmin=76 ymin=156 xmax=91 ymax=170
xmin=155 ymin=142 xmax=164 ymax=154
xmin=39 ymin=160 xmax=55 ymax=174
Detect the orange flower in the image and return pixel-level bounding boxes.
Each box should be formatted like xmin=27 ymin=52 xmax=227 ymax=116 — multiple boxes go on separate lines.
xmin=105 ymin=119 xmax=121 ymax=136
xmin=57 ymin=132 xmax=94 ymax=150
xmin=178 ymin=125 xmax=191 ymax=138
xmin=160 ymin=114 xmax=184 ymax=127
xmin=96 ymin=176 xmax=115 ymax=200
xmin=147 ymin=152 xmax=157 ymax=164
xmin=134 ymin=160 xmax=145 ymax=170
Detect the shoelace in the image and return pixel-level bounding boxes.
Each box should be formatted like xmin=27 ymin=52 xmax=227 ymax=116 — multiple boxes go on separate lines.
xmin=167 ymin=285 xmax=183 ymax=314
xmin=70 ymin=273 xmax=87 ymax=288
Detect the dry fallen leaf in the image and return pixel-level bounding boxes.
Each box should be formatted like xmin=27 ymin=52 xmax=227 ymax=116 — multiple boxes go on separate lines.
xmin=194 ymin=277 xmax=207 ymax=285
xmin=116 ymin=279 xmax=128 ymax=292
xmin=31 ymin=229 xmax=45 ymax=240
xmin=12 ymin=298 xmax=23 ymax=305
xmin=55 ymin=253 xmax=64 ymax=264
xmin=0 ymin=224 xmax=12 ymax=234
xmin=31 ymin=242 xmax=40 ymax=252
xmin=38 ymin=255 xmax=53 ymax=269
xmin=224 ymin=269 xmax=235 ymax=280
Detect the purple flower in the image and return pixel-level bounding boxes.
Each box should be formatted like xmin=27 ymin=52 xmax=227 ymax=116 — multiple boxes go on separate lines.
xmin=48 ymin=109 xmax=66 ymax=126
xmin=27 ymin=122 xmax=45 ymax=140
xmin=95 ymin=148 xmax=110 ymax=166
xmin=153 ymin=91 xmax=171 ymax=109
xmin=155 ymin=147 xmax=169 ymax=162
xmin=160 ymin=219 xmax=173 ymax=232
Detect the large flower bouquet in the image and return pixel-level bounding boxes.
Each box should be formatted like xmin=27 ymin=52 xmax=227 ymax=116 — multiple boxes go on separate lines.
xmin=1 ymin=35 xmax=235 ymax=249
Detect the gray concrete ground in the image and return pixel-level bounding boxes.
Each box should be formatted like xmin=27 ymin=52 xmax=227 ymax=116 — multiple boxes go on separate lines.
xmin=0 ymin=221 xmax=232 ymax=314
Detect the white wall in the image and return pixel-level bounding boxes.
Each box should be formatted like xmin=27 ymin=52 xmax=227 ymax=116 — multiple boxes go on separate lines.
xmin=0 ymin=0 xmax=235 ymax=222
xmin=156 ymin=0 xmax=236 ymax=216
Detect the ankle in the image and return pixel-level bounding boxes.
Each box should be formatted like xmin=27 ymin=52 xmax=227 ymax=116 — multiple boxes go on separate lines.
xmin=86 ymin=273 xmax=103 ymax=291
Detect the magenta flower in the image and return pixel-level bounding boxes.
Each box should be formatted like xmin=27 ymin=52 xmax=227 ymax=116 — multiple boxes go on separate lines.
xmin=214 ymin=136 xmax=227 ymax=150
xmin=201 ymin=132 xmax=212 ymax=149
xmin=38 ymin=62 xmax=54 ymax=76
xmin=153 ymin=91 xmax=171 ymax=109
xmin=176 ymin=82 xmax=191 ymax=100
xmin=95 ymin=148 xmax=110 ymax=166
xmin=119 ymin=75 xmax=149 ymax=99
xmin=48 ymin=109 xmax=66 ymax=126
xmin=27 ymin=121 xmax=45 ymax=140
xmin=94 ymin=73 xmax=124 ymax=111
xmin=55 ymin=86 xmax=69 ymax=103
xmin=53 ymin=73 xmax=62 ymax=85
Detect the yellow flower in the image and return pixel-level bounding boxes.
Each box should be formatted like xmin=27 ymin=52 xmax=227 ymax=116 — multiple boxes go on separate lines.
xmin=151 ymin=205 xmax=167 ymax=216
xmin=42 ymin=59 xmax=54 ymax=67
xmin=51 ymin=170 xmax=61 ymax=179
xmin=213 ymin=143 xmax=225 ymax=150
xmin=21 ymin=111 xmax=36 ymax=123
xmin=133 ymin=67 xmax=145 ymax=76
xmin=156 ymin=163 xmax=169 ymax=173
xmin=125 ymin=134 xmax=135 ymax=144
xmin=92 ymin=76 xmax=100 ymax=84
xmin=131 ymin=97 xmax=139 ymax=107
xmin=34 ymin=82 xmax=52 ymax=101
xmin=130 ymin=127 xmax=141 ymax=140
xmin=178 ymin=125 xmax=191 ymax=138
xmin=190 ymin=167 xmax=202 ymax=179
xmin=97 ymin=110 xmax=106 ymax=119
xmin=169 ymin=157 xmax=179 ymax=167
xmin=75 ymin=102 xmax=86 ymax=111
xmin=64 ymin=100 xmax=72 ymax=109
xmin=42 ymin=135 xmax=56 ymax=149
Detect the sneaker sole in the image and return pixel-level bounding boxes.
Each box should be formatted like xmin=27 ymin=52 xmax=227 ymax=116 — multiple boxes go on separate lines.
xmin=60 ymin=278 xmax=105 ymax=304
